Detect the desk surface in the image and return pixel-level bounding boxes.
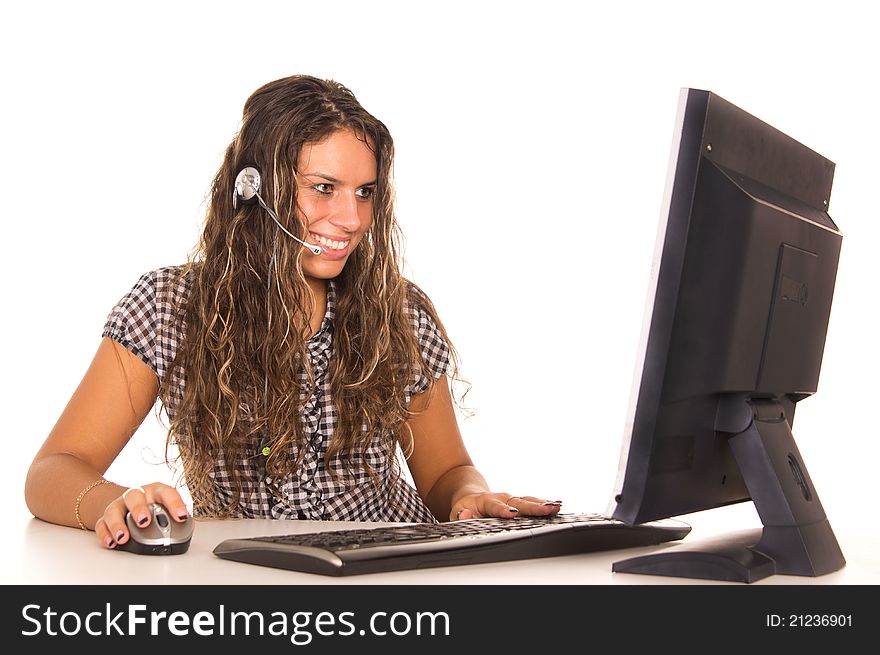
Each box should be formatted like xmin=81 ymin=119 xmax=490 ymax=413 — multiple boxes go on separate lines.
xmin=4 ymin=504 xmax=878 ymax=585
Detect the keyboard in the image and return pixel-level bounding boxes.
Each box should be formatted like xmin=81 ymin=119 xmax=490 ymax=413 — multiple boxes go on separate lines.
xmin=212 ymin=513 xmax=691 ymax=576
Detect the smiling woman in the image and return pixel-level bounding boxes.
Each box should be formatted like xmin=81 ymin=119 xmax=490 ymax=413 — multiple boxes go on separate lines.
xmin=296 ymin=130 xmax=378 ymax=273
xmin=23 ymin=74 xmax=562 ymax=552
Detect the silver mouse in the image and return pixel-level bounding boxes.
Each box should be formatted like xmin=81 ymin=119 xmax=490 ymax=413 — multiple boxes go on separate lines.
xmin=117 ymin=502 xmax=193 ymax=555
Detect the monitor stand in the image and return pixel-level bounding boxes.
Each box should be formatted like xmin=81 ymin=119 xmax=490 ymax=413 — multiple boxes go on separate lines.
xmin=612 ymin=397 xmax=846 ymax=583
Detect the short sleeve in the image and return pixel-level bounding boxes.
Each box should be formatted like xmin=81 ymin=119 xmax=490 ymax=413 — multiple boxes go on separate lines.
xmin=102 ymin=271 xmax=160 ymax=376
xmin=405 ymin=301 xmax=451 ymax=399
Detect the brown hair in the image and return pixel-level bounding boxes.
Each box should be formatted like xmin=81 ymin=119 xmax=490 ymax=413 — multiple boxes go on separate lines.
xmin=161 ymin=75 xmax=463 ymax=515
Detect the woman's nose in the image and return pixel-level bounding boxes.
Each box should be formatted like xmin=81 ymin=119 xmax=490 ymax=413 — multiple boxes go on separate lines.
xmin=328 ymin=192 xmax=364 ymax=230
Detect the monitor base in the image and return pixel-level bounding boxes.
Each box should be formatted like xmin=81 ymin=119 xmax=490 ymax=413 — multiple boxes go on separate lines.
xmin=612 ymin=520 xmax=845 ymax=583
xmin=612 ymin=528 xmax=774 ymax=583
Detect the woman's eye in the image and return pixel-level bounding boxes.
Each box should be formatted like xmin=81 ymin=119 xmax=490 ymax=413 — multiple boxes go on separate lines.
xmin=313 ymin=183 xmax=333 ymax=194
xmin=356 ymin=186 xmax=375 ymax=200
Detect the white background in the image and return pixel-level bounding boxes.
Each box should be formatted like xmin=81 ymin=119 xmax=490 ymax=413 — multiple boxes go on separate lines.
xmin=1 ymin=1 xmax=877 ymax=552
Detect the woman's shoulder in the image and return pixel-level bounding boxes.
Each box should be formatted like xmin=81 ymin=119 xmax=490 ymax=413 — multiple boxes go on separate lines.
xmin=103 ymin=264 xmax=194 ymax=376
xmin=402 ymin=279 xmax=439 ymax=320
xmin=121 ymin=264 xmax=194 ymax=305
xmin=105 ymin=264 xmax=195 ymax=334
xmin=133 ymin=263 xmax=192 ymax=288
xmin=402 ymin=279 xmax=451 ymax=352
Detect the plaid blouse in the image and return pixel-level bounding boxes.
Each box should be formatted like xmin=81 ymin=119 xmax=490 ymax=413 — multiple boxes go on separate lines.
xmin=102 ymin=266 xmax=449 ymax=523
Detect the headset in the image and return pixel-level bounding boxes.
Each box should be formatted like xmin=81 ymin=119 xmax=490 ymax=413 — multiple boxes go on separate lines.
xmin=233 ymin=165 xmax=322 ymax=255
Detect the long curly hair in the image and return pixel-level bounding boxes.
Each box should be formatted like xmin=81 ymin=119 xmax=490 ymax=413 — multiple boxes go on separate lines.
xmin=160 ymin=75 xmax=463 ymax=515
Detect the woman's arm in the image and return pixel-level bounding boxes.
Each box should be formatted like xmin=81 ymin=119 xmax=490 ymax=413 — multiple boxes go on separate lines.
xmin=25 ymin=337 xmax=188 ymax=546
xmin=403 ymin=375 xmax=561 ymax=521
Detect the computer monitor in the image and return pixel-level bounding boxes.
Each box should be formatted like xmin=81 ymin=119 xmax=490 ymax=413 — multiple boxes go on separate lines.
xmin=606 ymin=88 xmax=845 ymax=583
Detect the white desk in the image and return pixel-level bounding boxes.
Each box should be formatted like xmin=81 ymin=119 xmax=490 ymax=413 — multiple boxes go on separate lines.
xmin=4 ymin=504 xmax=877 ymax=585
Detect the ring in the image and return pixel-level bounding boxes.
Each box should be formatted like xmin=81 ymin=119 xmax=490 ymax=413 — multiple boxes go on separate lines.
xmin=122 ymin=486 xmax=146 ymax=499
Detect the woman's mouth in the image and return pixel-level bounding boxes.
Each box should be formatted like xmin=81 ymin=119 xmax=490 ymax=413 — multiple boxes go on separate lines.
xmin=309 ymin=233 xmax=351 ymax=259
xmin=309 ymin=234 xmax=350 ymax=251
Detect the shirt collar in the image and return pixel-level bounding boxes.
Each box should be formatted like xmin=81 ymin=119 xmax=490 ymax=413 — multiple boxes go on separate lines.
xmin=311 ymin=279 xmax=336 ymax=340
xmin=324 ymin=279 xmax=336 ymax=325
xmin=307 ymin=280 xmax=335 ymax=375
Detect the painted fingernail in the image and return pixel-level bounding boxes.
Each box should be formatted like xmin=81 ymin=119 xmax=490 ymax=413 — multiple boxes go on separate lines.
xmin=105 ymin=536 xmax=116 ymax=548
xmin=176 ymin=509 xmax=188 ymax=520
xmin=115 ymin=530 xmax=125 ymax=541
xmin=508 ymin=507 xmax=519 ymax=512
xmin=137 ymin=514 xmax=149 ymax=526
xmin=543 ymin=501 xmax=563 ymax=506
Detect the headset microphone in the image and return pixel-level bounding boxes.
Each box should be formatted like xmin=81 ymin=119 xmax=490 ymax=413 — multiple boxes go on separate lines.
xmin=233 ymin=166 xmax=322 ymax=255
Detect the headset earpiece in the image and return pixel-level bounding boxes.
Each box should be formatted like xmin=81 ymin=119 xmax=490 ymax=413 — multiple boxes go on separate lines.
xmin=231 ymin=164 xmax=322 ymax=255
xmin=233 ymin=165 xmax=261 ymax=209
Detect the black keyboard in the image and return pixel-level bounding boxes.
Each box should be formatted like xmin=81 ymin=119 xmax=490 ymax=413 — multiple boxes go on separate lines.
xmin=212 ymin=513 xmax=691 ymax=576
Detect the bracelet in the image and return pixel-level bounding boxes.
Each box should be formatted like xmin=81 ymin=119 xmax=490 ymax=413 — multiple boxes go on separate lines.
xmin=74 ymin=479 xmax=111 ymax=530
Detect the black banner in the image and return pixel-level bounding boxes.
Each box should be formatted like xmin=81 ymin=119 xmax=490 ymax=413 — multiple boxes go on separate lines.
xmin=3 ymin=584 xmax=873 ymax=652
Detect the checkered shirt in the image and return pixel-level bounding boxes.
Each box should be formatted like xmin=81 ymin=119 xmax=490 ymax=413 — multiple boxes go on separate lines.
xmin=102 ymin=266 xmax=449 ymax=523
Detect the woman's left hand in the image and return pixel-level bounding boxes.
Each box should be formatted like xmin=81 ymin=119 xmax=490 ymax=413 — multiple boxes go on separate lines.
xmin=450 ymin=493 xmax=562 ymax=521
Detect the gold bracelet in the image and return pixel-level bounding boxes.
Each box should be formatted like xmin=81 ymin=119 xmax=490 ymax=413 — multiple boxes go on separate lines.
xmin=74 ymin=479 xmax=111 ymax=530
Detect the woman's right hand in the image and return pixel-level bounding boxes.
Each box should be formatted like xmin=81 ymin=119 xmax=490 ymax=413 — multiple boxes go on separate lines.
xmin=94 ymin=482 xmax=190 ymax=549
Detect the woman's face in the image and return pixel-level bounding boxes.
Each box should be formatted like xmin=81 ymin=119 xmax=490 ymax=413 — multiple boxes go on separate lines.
xmin=296 ymin=128 xmax=377 ymax=282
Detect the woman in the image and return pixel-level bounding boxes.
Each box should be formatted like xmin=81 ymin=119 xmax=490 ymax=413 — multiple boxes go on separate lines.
xmin=24 ymin=75 xmax=561 ymax=550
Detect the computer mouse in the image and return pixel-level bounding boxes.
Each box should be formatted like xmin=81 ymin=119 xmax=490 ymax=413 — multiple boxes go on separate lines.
xmin=117 ymin=502 xmax=193 ymax=555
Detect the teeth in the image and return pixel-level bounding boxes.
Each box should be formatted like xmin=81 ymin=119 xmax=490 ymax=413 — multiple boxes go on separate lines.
xmin=310 ymin=234 xmax=350 ymax=251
